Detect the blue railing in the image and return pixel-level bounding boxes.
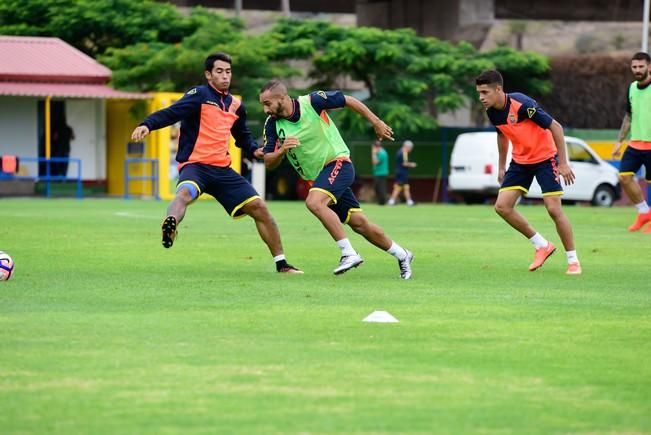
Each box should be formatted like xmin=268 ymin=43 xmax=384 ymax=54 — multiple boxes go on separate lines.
xmin=7 ymin=157 xmax=83 ymax=199
xmin=124 ymin=158 xmax=159 ymax=199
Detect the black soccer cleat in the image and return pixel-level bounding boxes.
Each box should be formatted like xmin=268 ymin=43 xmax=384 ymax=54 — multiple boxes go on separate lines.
xmin=161 ymin=216 xmax=178 ymax=249
xmin=277 ymin=264 xmax=304 ymax=274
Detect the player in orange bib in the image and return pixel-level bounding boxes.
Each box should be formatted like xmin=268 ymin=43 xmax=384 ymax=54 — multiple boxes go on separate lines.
xmin=476 ymin=70 xmax=581 ymax=275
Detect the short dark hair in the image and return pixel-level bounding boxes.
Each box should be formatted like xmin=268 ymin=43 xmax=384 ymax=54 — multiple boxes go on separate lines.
xmin=260 ymin=79 xmax=286 ymax=94
xmin=204 ymin=52 xmax=232 ymax=71
xmin=475 ymin=70 xmax=504 ymax=87
xmin=632 ymin=52 xmax=651 ymax=63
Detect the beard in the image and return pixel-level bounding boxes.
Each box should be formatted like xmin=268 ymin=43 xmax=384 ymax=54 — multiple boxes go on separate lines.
xmin=268 ymin=102 xmax=285 ymax=118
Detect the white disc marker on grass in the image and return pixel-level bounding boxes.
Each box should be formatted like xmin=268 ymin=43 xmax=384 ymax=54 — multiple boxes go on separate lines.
xmin=363 ymin=311 xmax=399 ymax=323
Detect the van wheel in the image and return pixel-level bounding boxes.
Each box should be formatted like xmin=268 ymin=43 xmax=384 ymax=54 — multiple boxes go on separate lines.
xmin=591 ymin=184 xmax=616 ymax=207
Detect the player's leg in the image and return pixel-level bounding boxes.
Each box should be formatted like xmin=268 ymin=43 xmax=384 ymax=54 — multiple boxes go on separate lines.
xmin=240 ymin=198 xmax=301 ymax=273
xmin=374 ymin=176 xmax=387 ymax=205
xmin=542 ymin=195 xmax=579 ymax=274
xmin=643 ymin=153 xmax=651 ymax=233
xmin=212 ymin=168 xmax=301 ymax=273
xmin=403 ymin=183 xmax=415 ymax=206
xmin=345 ymin=203 xmax=414 ymax=279
xmin=161 ymin=165 xmax=204 ymax=248
xmin=387 ymin=182 xmax=402 ymax=205
xmin=308 ymin=160 xmax=363 ymax=274
xmin=496 ymin=161 xmax=555 ymax=271
xmin=537 ymin=156 xmax=579 ymax=274
xmin=619 ymin=147 xmax=651 ymax=231
xmin=305 ymin=189 xmax=348 ymax=241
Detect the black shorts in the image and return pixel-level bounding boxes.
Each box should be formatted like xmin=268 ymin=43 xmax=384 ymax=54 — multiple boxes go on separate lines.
xmin=500 ymin=155 xmax=563 ymax=196
xmin=310 ymin=159 xmax=362 ymax=224
xmin=620 ymin=146 xmax=651 ymax=182
xmin=177 ymin=163 xmax=260 ymax=219
xmin=395 ymin=170 xmax=409 ymax=186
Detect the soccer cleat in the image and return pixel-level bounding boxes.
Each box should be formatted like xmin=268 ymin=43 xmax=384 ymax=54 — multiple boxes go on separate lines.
xmin=161 ymin=216 xmax=178 ymax=248
xmin=333 ymin=254 xmax=364 ymax=275
xmin=528 ymin=242 xmax=556 ymax=271
xmin=628 ymin=211 xmax=651 ymax=231
xmin=566 ymin=262 xmax=582 ymax=275
xmin=277 ymin=264 xmax=304 ymax=274
xmin=644 ymin=224 xmax=651 ymax=233
xmin=407 ymin=200 xmax=415 ymax=207
xmin=398 ymin=249 xmax=414 ymax=279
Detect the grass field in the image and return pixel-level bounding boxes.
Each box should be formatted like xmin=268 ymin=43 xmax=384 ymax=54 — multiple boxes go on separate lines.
xmin=0 ymin=199 xmax=650 ymax=434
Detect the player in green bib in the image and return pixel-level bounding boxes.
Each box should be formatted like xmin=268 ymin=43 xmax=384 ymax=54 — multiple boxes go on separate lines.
xmin=259 ymin=80 xmax=414 ymax=279
xmin=613 ymin=51 xmax=651 ymax=232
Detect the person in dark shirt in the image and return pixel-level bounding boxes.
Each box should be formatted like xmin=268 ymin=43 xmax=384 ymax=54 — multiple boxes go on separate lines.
xmin=131 ymin=53 xmax=301 ymax=274
xmin=387 ymin=140 xmax=417 ymax=206
xmin=476 ymin=69 xmax=581 ymax=275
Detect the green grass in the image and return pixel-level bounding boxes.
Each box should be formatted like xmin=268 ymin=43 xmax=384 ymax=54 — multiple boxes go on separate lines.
xmin=0 ymin=199 xmax=650 ymax=434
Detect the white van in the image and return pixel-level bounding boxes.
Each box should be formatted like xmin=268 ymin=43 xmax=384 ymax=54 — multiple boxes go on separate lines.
xmin=448 ymin=132 xmax=621 ymax=206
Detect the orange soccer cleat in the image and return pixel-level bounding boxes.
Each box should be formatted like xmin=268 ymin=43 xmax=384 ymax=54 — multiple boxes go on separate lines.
xmin=566 ymin=262 xmax=582 ymax=275
xmin=529 ymin=242 xmax=556 ymax=271
xmin=628 ymin=211 xmax=651 ymax=231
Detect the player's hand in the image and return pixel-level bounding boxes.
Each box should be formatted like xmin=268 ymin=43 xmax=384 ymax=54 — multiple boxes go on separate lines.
xmin=253 ymin=148 xmax=264 ymax=160
xmin=612 ymin=141 xmax=623 ymax=158
xmin=410 ymin=162 xmax=418 ymax=168
xmin=131 ymin=125 xmax=149 ymax=141
xmin=498 ymin=167 xmax=505 ymax=184
xmin=282 ymin=136 xmax=300 ymax=150
xmin=373 ymin=120 xmax=394 ymax=141
xmin=558 ymin=162 xmax=575 ymax=185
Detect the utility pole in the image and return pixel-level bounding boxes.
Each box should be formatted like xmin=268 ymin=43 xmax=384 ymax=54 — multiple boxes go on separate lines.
xmin=281 ymin=0 xmax=290 ymax=17
xmin=643 ymin=0 xmax=650 ymax=52
xmin=234 ymin=0 xmax=242 ymax=17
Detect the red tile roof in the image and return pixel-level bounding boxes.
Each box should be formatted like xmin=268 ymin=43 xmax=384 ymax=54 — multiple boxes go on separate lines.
xmin=0 ymin=36 xmax=148 ymax=99
xmin=0 ymin=36 xmax=112 ymax=83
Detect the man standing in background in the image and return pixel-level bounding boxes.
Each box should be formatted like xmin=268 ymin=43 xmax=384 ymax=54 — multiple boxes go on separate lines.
xmin=387 ymin=140 xmax=417 ymax=206
xmin=372 ymin=140 xmax=389 ymax=205
xmin=612 ymin=51 xmax=651 ymax=232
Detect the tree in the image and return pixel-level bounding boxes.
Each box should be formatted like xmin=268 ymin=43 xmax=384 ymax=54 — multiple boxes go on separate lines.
xmin=269 ymin=19 xmax=551 ymax=133
xmin=0 ymin=0 xmax=196 ymax=56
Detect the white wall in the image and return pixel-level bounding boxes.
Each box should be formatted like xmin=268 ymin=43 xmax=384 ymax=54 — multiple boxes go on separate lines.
xmin=0 ymin=97 xmax=38 ymax=176
xmin=0 ymin=97 xmax=107 ymax=180
xmin=67 ymin=99 xmax=106 ymax=179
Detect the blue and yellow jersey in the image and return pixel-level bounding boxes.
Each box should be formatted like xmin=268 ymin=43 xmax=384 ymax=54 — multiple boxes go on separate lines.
xmin=141 ymin=83 xmax=258 ymax=169
xmin=486 ymin=92 xmax=556 ymax=164
xmin=395 ymin=149 xmax=412 ymax=176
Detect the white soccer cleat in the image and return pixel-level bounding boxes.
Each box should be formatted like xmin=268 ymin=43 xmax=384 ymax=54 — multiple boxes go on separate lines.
xmin=333 ymin=254 xmax=364 ymax=275
xmin=398 ymin=250 xmax=414 ymax=279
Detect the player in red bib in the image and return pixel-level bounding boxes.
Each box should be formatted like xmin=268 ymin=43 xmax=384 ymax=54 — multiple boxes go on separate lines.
xmin=476 ymin=70 xmax=581 ymax=275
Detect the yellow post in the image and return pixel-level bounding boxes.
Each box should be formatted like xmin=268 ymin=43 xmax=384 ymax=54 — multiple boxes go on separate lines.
xmin=45 ymin=95 xmax=51 ymax=159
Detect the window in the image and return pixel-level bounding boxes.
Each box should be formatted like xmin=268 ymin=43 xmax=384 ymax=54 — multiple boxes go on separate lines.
xmin=567 ymin=142 xmax=596 ymax=164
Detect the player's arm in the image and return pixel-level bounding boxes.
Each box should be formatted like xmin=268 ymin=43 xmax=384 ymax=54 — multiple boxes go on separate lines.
xmin=262 ymin=117 xmax=289 ymax=170
xmin=496 ymin=130 xmax=509 ymax=183
xmin=613 ymin=91 xmax=631 ymax=157
xmin=549 ymin=120 xmax=575 ymax=185
xmin=344 ymin=96 xmax=394 ymax=141
xmin=372 ymin=147 xmax=379 ymax=165
xmin=131 ymin=88 xmax=201 ymax=141
xmin=232 ymin=103 xmax=263 ymax=160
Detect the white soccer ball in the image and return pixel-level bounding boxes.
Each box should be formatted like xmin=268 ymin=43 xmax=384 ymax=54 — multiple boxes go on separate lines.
xmin=0 ymin=251 xmax=15 ymax=281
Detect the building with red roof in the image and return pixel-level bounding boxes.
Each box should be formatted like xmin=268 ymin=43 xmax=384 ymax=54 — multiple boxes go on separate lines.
xmin=0 ymin=36 xmax=148 ymax=184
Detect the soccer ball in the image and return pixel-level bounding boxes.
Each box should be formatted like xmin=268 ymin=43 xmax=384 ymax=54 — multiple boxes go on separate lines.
xmin=0 ymin=251 xmax=14 ymax=281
